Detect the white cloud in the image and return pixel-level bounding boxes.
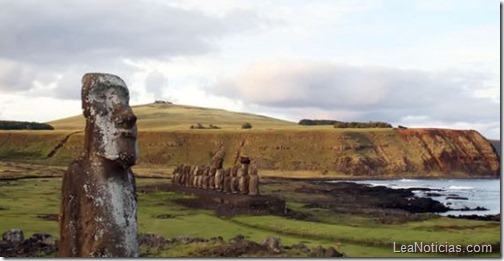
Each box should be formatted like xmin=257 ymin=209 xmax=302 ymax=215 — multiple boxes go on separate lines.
xmin=209 ymin=59 xmax=499 ymax=128
xmin=0 ymin=94 xmax=81 ymax=122
xmin=0 ymin=0 xmax=498 ymax=139
xmin=0 ymin=0 xmax=263 ymax=97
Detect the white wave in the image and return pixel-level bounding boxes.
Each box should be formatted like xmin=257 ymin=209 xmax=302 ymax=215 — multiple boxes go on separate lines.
xmin=399 ymin=179 xmax=417 ymax=182
xmin=448 ymin=185 xmax=474 ymax=190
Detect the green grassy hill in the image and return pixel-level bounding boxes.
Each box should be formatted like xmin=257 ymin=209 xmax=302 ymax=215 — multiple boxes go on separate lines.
xmin=49 ymin=103 xmax=298 ymax=131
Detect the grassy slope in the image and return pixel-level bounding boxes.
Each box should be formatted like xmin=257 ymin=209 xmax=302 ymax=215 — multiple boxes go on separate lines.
xmin=48 ymin=103 xmax=298 ymax=131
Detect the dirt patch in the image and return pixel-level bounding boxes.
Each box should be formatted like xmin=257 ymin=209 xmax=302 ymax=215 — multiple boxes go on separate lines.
xmin=37 ymin=214 xmax=58 ymax=222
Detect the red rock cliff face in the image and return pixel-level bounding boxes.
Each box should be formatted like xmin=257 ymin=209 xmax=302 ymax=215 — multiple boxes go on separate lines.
xmin=395 ymin=129 xmax=500 ymax=177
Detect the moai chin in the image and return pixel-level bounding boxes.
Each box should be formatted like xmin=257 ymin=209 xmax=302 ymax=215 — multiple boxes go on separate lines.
xmin=59 ymin=73 xmax=139 ymax=257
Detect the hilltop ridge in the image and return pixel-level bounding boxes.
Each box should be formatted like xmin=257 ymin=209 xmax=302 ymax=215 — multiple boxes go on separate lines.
xmin=48 ymin=102 xmax=297 ymax=131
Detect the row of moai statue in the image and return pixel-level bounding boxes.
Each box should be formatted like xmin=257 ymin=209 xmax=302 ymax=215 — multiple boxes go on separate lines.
xmin=171 ymin=155 xmax=260 ymax=195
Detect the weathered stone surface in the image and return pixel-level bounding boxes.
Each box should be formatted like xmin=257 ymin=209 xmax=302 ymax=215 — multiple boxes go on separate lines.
xmin=238 ymin=164 xmax=249 ymax=194
xmin=223 ymin=168 xmax=232 ymax=193
xmin=324 ymin=246 xmax=343 ymax=257
xmin=215 ymin=169 xmax=224 ymax=191
xmin=212 ymin=150 xmax=225 ymax=169
xmin=191 ymin=166 xmax=199 ymax=187
xmin=59 ymin=73 xmax=138 ymax=257
xmin=2 ymin=229 xmax=24 ymax=242
xmin=262 ymin=237 xmax=281 ymax=253
xmin=230 ymin=166 xmax=239 ymax=194
xmin=239 ymin=155 xmax=251 ymax=164
xmin=0 ymin=231 xmax=57 ymax=257
xmin=248 ymin=165 xmax=260 ymax=196
xmin=208 ymin=168 xmax=216 ymax=189
xmin=202 ymin=167 xmax=210 ymax=189
xmin=310 ymin=246 xmax=325 ymax=257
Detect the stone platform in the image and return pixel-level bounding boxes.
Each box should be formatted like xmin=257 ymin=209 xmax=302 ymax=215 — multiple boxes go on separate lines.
xmin=139 ymin=183 xmax=286 ymax=217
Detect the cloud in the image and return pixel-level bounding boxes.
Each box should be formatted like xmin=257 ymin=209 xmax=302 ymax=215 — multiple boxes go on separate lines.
xmin=0 ymin=0 xmax=262 ymax=95
xmin=145 ymin=71 xmax=168 ymax=99
xmin=209 ymin=59 xmax=499 ymax=125
xmin=0 ymin=0 xmax=260 ymax=63
xmin=0 ymin=59 xmax=38 ymax=92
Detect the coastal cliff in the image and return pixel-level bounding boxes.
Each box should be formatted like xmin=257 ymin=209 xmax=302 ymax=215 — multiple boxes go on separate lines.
xmin=0 ymin=128 xmax=499 ymax=178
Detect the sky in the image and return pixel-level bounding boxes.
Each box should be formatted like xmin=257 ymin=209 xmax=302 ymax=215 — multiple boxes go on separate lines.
xmin=0 ymin=0 xmax=500 ymax=139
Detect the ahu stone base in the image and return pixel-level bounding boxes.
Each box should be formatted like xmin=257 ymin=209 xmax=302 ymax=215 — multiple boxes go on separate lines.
xmin=141 ymin=184 xmax=285 ymax=217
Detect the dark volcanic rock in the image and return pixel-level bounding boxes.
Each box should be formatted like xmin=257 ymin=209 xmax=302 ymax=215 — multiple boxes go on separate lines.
xmin=307 ymin=181 xmax=450 ymax=213
xmin=2 ymin=229 xmax=24 ymax=242
xmin=446 ymin=196 xmax=469 ymax=200
xmin=458 ymin=206 xmax=488 ymax=211
xmin=448 ymin=214 xmax=500 ymax=221
xmin=138 ymin=233 xmax=171 ymax=250
xmin=262 ymin=237 xmax=281 ymax=253
xmin=325 ymin=246 xmax=343 ymax=257
xmin=0 ymin=230 xmax=57 ymax=257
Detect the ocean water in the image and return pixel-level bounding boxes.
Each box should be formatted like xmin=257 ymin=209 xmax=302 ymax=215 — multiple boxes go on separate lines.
xmin=332 ymin=179 xmax=500 ymax=216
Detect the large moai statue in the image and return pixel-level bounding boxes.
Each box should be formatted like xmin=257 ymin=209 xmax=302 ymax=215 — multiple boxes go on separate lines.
xmin=59 ymin=73 xmax=138 ymax=257
xmin=191 ymin=167 xmax=197 ymax=188
xmin=172 ymin=165 xmax=181 ymax=185
xmin=223 ymin=168 xmax=232 ymax=193
xmin=178 ymin=164 xmax=185 ymax=185
xmin=230 ymin=165 xmax=239 ymax=193
xmin=214 ymin=168 xmax=224 ymax=191
xmin=208 ymin=167 xmax=216 ymax=190
xmin=248 ymin=164 xmax=260 ymax=196
xmin=181 ymin=166 xmax=189 ymax=187
xmin=212 ymin=150 xmax=225 ymax=169
xmin=211 ymin=149 xmax=225 ymax=191
xmin=202 ymin=166 xmax=210 ymax=189
xmin=238 ymin=156 xmax=250 ymax=194
xmin=192 ymin=167 xmax=200 ymax=188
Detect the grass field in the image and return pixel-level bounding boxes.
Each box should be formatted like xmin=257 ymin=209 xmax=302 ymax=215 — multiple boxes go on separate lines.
xmin=0 ymin=175 xmax=499 ymax=257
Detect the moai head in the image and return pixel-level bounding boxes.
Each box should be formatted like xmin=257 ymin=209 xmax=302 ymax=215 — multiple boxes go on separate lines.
xmin=82 ymin=73 xmax=138 ymax=169
xmin=212 ymin=150 xmax=225 ymax=169
xmin=239 ymin=156 xmax=251 ymax=165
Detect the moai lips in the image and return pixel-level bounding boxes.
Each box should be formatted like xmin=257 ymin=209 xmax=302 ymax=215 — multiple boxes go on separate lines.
xmin=59 ymin=73 xmax=139 ymax=257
